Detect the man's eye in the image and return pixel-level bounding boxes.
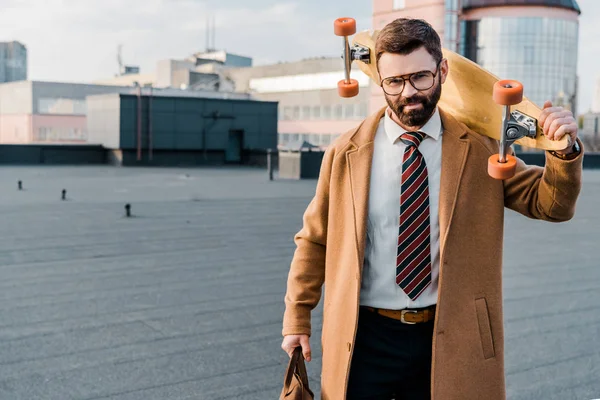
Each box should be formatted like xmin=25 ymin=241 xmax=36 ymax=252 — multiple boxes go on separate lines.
xmin=388 ymin=78 xmax=403 ymax=85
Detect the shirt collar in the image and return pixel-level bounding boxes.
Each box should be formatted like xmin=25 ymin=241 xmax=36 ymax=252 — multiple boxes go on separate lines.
xmin=383 ymin=106 xmax=442 ymax=144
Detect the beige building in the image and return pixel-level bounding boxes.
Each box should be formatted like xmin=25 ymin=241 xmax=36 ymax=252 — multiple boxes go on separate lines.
xmin=95 ymin=50 xmax=250 ymax=93
xmin=226 ymin=58 xmax=371 ymax=149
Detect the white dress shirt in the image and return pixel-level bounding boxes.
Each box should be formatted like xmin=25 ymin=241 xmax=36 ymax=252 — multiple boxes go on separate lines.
xmin=359 ymin=107 xmax=443 ymax=310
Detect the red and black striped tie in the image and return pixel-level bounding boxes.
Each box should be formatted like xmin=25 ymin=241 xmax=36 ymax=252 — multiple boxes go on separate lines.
xmin=396 ymin=131 xmax=432 ymax=300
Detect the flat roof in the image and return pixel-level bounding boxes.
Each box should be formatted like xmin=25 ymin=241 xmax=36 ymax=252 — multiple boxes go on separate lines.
xmin=0 ymin=165 xmax=597 ymax=398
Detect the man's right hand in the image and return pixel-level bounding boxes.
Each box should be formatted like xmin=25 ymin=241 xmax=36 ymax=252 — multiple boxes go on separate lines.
xmin=281 ymin=334 xmax=311 ymax=362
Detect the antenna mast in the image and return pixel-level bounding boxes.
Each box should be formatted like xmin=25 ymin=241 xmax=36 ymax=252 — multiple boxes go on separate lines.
xmin=117 ymin=44 xmax=123 ymax=75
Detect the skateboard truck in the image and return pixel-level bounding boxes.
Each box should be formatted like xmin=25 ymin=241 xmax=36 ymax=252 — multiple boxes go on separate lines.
xmin=334 ymin=17 xmax=365 ymax=97
xmin=488 ymin=79 xmax=533 ymax=180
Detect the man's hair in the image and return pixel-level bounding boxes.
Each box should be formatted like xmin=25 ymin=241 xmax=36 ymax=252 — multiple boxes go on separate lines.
xmin=375 ymin=18 xmax=443 ymax=68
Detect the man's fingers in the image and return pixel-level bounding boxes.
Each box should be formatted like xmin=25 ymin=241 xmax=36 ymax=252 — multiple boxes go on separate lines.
xmin=281 ymin=339 xmax=297 ymax=358
xmin=543 ymin=100 xmax=553 ymax=109
xmin=543 ymin=111 xmax=572 ymax=137
xmin=281 ymin=335 xmax=310 ymax=361
xmin=539 ymin=106 xmax=565 ymax=127
xmin=547 ymin=117 xmax=573 ymax=140
xmin=552 ymin=122 xmax=578 ymax=142
xmin=300 ymin=336 xmax=312 ymax=362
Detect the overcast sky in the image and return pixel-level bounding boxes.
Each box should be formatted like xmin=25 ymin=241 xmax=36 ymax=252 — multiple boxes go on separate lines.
xmin=0 ymin=0 xmax=597 ymax=113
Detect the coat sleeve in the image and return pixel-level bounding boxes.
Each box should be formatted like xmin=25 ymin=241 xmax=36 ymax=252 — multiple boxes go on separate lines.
xmin=503 ymin=139 xmax=583 ymax=222
xmin=282 ymin=146 xmax=336 ymax=337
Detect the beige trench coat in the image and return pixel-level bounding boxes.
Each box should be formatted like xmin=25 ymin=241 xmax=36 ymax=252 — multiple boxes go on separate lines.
xmin=282 ymin=106 xmax=583 ymax=399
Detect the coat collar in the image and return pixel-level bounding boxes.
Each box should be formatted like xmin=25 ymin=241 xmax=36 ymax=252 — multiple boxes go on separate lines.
xmin=384 ymin=107 xmax=443 ymax=144
xmin=346 ymin=106 xmax=471 ymax=262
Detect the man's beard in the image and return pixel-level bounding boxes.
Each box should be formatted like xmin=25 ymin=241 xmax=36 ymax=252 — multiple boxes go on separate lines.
xmin=386 ymin=77 xmax=442 ymax=128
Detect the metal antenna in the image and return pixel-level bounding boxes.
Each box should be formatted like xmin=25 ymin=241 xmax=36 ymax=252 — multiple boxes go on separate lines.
xmin=206 ymin=16 xmax=210 ymax=51
xmin=212 ymin=14 xmax=216 ymax=50
xmin=117 ymin=44 xmax=123 ymax=76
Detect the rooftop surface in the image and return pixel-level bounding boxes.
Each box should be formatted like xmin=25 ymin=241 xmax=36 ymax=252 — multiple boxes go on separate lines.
xmin=0 ymin=165 xmax=598 ymax=399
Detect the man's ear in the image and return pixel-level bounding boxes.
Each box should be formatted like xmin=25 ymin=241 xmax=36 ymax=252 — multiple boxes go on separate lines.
xmin=440 ymin=58 xmax=449 ymax=85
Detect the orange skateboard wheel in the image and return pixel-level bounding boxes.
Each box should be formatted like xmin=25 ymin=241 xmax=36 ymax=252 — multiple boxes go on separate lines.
xmin=338 ymin=79 xmax=359 ymax=97
xmin=334 ymin=17 xmax=356 ymax=36
xmin=493 ymin=80 xmax=523 ymax=105
xmin=488 ymin=154 xmax=517 ymax=180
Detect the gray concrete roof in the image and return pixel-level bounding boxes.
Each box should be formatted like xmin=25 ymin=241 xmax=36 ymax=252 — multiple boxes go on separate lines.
xmin=0 ymin=165 xmax=598 ymax=399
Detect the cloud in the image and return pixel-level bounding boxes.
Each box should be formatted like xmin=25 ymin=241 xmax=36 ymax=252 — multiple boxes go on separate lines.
xmin=0 ymin=0 xmax=369 ymax=83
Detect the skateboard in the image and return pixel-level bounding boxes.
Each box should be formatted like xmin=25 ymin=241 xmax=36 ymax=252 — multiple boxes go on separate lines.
xmin=333 ymin=17 xmax=572 ymax=179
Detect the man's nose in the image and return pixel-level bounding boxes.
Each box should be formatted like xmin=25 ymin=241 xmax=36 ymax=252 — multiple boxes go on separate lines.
xmin=401 ymin=82 xmax=418 ymax=98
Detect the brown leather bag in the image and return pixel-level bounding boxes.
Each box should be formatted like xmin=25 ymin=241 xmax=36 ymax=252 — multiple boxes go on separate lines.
xmin=280 ymin=347 xmax=314 ymax=400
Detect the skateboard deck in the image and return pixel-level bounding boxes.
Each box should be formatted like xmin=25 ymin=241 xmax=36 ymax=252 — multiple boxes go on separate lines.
xmin=351 ymin=29 xmax=570 ymax=151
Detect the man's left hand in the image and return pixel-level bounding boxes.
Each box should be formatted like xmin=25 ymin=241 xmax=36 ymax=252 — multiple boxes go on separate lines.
xmin=538 ymin=100 xmax=579 ymax=155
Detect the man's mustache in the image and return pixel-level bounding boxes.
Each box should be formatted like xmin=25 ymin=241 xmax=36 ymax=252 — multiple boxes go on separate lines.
xmin=397 ymin=96 xmax=426 ymax=106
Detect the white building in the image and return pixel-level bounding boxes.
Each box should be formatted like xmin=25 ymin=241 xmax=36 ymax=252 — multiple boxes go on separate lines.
xmin=592 ymin=77 xmax=600 ymax=113
xmin=226 ymin=57 xmax=371 ymax=149
xmin=95 ymin=50 xmax=250 ymax=92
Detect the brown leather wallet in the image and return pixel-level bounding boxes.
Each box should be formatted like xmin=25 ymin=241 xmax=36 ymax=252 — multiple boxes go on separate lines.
xmin=362 ymin=305 xmax=436 ymax=324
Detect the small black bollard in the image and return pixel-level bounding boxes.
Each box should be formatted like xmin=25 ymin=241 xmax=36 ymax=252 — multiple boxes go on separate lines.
xmin=267 ymin=149 xmax=274 ymax=181
xmin=125 ymin=204 xmax=131 ymax=218
xmin=18 ymin=180 xmax=22 ymax=190
xmin=61 ymin=189 xmax=66 ymax=201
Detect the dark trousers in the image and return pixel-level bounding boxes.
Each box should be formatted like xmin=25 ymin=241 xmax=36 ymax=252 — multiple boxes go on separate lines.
xmin=347 ymin=307 xmax=434 ymax=400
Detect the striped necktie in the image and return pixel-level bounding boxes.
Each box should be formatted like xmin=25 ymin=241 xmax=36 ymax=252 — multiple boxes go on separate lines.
xmin=396 ymin=131 xmax=432 ymax=300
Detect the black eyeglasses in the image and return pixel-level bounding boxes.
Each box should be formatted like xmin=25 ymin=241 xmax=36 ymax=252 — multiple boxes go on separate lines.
xmin=380 ymin=60 xmax=443 ymax=96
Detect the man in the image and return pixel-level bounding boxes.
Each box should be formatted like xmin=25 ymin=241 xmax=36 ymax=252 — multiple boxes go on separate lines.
xmin=281 ymin=18 xmax=582 ymax=400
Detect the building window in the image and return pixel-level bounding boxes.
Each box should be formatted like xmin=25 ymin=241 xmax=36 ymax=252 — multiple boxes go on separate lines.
xmin=345 ymin=104 xmax=355 ymax=119
xmin=313 ymin=106 xmax=321 ymax=119
xmin=302 ymin=106 xmax=311 ymax=120
xmin=357 ymin=103 xmax=368 ymax=118
xmin=38 ymin=98 xmax=86 ymax=115
xmin=323 ymin=105 xmax=331 ymax=119
xmin=283 ymin=107 xmax=293 ymax=120
xmin=524 ymin=46 xmax=534 ymax=65
xmin=321 ymin=134 xmax=331 ymax=145
xmin=293 ymin=106 xmax=300 ymax=120
xmin=310 ymin=134 xmax=320 ymax=145
xmin=334 ymin=104 xmax=343 ymax=119
xmin=393 ymin=0 xmax=405 ymax=10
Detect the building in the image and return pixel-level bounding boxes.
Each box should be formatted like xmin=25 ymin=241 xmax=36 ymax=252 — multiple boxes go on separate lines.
xmin=0 ymin=41 xmax=27 ymax=83
xmin=581 ymin=111 xmax=600 ymax=151
xmin=87 ymin=93 xmax=276 ymax=166
xmin=0 ymin=80 xmax=250 ymax=144
xmin=593 ymin=77 xmax=600 ymax=113
xmin=95 ymin=50 xmax=250 ymax=92
xmin=372 ymin=0 xmax=581 ymax=114
xmin=226 ymin=57 xmax=371 ymax=149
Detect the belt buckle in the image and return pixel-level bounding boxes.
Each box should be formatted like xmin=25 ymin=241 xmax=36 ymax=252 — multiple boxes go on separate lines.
xmin=400 ymin=309 xmax=418 ymax=324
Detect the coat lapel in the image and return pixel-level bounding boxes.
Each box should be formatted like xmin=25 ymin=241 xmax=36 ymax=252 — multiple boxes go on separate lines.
xmin=346 ymin=107 xmax=386 ymax=268
xmin=347 ymin=144 xmax=374 ymax=265
xmin=438 ymin=108 xmax=471 ymax=257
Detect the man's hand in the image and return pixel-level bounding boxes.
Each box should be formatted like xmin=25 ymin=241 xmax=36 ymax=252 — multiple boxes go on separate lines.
xmin=538 ymin=100 xmax=579 ymax=155
xmin=281 ymin=334 xmax=312 ymax=362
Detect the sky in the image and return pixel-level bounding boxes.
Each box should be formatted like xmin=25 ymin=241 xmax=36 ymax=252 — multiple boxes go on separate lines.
xmin=0 ymin=0 xmax=598 ymax=113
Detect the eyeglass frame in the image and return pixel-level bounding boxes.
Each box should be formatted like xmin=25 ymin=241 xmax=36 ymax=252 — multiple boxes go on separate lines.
xmin=379 ymin=59 xmax=445 ymax=96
